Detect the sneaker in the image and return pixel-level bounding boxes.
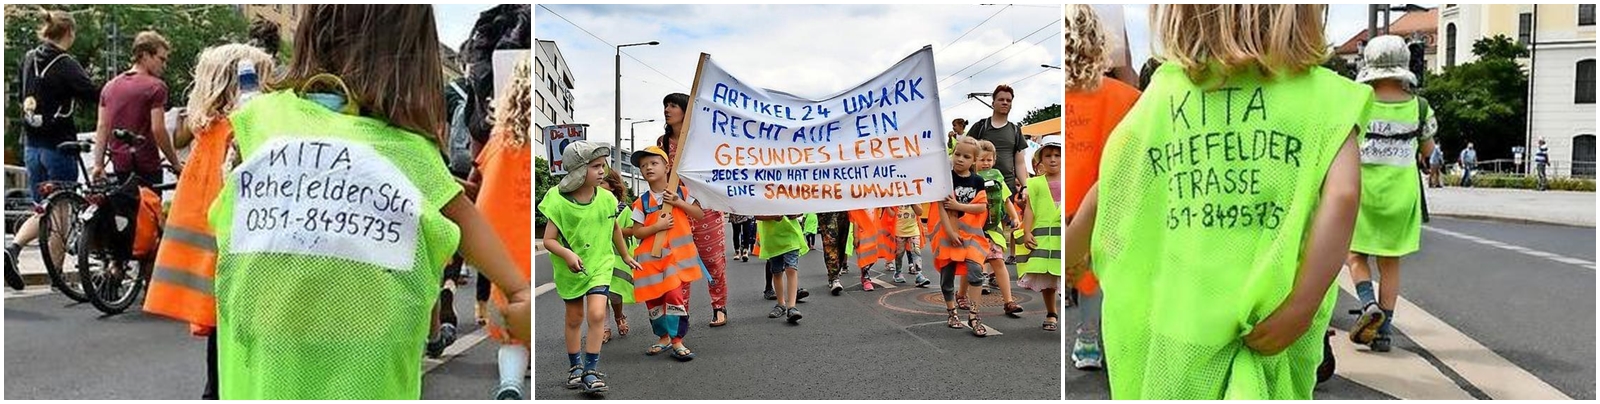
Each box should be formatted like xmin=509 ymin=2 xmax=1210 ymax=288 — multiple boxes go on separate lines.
xmin=893 ymin=272 xmax=907 ymax=283
xmin=786 ymin=307 xmax=803 ymax=324
xmin=4 ymin=248 xmax=22 ymax=291
xmin=494 ymin=381 xmax=525 ymax=399
xmin=763 ymin=289 xmax=776 ymax=300
xmin=1370 ymin=336 xmax=1392 ymax=352
xmin=914 ymin=274 xmax=931 ymax=288
xmin=1349 ymin=302 xmax=1386 ymax=345
xmin=1072 ymin=337 xmax=1104 ymax=370
xmin=768 ymin=304 xmax=786 ymax=318
xmin=829 ymin=280 xmax=844 ymax=295
xmin=861 ymin=278 xmax=875 ymax=292
xmin=797 ymin=288 xmax=810 ymax=302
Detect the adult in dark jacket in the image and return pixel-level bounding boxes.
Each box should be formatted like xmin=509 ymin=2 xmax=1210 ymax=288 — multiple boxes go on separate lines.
xmin=7 ymin=9 xmax=100 ymax=290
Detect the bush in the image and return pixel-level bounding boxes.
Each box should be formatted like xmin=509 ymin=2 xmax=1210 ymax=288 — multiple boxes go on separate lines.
xmin=534 ymin=156 xmax=553 ymax=238
xmin=1442 ymin=173 xmax=1595 ymax=192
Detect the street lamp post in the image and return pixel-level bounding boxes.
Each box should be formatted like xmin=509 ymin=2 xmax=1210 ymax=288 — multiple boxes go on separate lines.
xmin=629 ymin=119 xmax=657 ymax=155
xmin=616 ymin=41 xmax=660 ymax=163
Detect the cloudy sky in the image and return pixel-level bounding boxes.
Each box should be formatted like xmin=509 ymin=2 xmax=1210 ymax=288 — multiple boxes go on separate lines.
xmin=1108 ymin=4 xmax=1422 ymax=66
xmin=535 ymin=4 xmax=1063 ymax=153
xmin=434 ymin=4 xmax=496 ymax=52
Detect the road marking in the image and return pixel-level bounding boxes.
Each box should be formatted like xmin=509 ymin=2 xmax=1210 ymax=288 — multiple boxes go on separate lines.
xmin=869 ymin=277 xmax=897 ymax=289
xmin=1424 ymin=225 xmax=1595 ymax=270
xmin=1327 ymin=328 xmax=1473 ymax=399
xmin=422 ymin=327 xmax=489 ymax=374
xmin=1336 ymin=272 xmax=1570 ymax=399
xmin=534 ymin=283 xmax=555 ymax=298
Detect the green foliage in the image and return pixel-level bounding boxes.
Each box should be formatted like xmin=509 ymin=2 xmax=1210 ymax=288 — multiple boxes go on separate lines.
xmin=1021 ymin=103 xmax=1060 ymax=126
xmin=1322 ymin=56 xmax=1357 ymax=80
xmin=1442 ymin=173 xmax=1595 ymax=192
xmin=5 ymin=5 xmax=248 ymax=165
xmin=534 ymin=155 xmax=553 ymax=236
xmin=1418 ymin=35 xmax=1529 ymax=162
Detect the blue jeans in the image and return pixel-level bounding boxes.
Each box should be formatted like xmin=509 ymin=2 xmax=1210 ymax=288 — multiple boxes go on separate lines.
xmin=24 ymin=145 xmax=80 ymax=204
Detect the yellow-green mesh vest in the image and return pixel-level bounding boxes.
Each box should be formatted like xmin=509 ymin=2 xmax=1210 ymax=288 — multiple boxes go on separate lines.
xmin=611 ymin=201 xmax=638 ymax=304
xmin=537 ymin=187 xmax=618 ymax=299
xmin=209 ymin=91 xmax=463 ymax=399
xmin=1091 ymin=64 xmax=1372 ymax=399
xmin=757 ymin=216 xmax=808 ymax=259
xmin=1018 ymin=175 xmax=1061 ymax=276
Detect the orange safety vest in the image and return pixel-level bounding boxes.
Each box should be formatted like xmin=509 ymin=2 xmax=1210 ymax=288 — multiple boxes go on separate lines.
xmin=476 ymin=132 xmax=531 ymax=343
xmin=928 ymin=191 xmax=990 ymax=275
xmin=848 ymin=207 xmax=897 ymax=269
xmin=630 ymin=186 xmax=705 ymax=302
xmin=145 ymin=120 xmax=232 ymax=334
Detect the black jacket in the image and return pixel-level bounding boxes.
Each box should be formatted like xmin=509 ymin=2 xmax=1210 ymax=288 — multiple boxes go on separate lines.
xmin=17 ymin=43 xmax=98 ymax=148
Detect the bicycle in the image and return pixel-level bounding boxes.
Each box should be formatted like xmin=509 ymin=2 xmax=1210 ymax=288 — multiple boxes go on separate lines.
xmin=36 ymin=139 xmax=176 ymax=314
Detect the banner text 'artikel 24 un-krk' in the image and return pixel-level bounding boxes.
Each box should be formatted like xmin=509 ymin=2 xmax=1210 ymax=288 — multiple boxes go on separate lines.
xmin=679 ymin=46 xmax=950 ymax=215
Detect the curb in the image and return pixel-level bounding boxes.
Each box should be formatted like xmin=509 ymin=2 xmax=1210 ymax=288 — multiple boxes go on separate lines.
xmin=1429 ymin=213 xmax=1595 ymax=229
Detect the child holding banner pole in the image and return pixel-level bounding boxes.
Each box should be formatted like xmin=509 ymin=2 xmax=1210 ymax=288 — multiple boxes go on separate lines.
xmin=930 ymin=137 xmax=994 ymax=337
xmin=626 ymin=146 xmax=707 ymax=361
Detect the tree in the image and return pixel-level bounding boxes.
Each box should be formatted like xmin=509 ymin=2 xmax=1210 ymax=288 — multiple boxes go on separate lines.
xmin=534 ymin=155 xmax=553 ymax=236
xmin=1022 ymin=104 xmax=1060 ymax=125
xmin=1418 ymin=35 xmax=1528 ymax=162
xmin=5 ymin=5 xmax=248 ymax=166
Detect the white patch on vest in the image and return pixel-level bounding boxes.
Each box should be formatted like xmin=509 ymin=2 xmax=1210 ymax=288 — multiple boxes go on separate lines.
xmin=1360 ymin=135 xmax=1417 ymax=167
xmin=228 ymin=138 xmax=422 ymax=271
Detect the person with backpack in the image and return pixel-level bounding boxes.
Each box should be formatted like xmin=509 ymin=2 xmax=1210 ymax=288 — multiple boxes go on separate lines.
xmin=1346 ymin=35 xmax=1438 ymax=353
xmin=964 ymin=85 xmax=1028 ymax=195
xmin=6 ymin=9 xmax=100 ymax=290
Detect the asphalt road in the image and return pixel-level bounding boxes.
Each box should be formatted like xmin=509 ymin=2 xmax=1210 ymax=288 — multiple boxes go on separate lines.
xmin=1064 ymin=217 xmax=1595 ymax=400
xmin=3 ymin=274 xmax=520 ymax=400
xmin=533 ymin=232 xmax=1063 ymax=400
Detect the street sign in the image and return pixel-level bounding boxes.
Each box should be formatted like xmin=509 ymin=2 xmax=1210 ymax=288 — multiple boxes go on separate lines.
xmin=544 ymin=124 xmax=589 ymax=175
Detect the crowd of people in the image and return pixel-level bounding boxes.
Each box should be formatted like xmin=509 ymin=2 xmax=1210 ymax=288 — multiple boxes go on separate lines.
xmin=6 ymin=5 xmax=532 ymax=400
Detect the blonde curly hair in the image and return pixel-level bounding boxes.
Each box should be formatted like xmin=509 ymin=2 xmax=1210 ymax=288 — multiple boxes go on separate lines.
xmin=1064 ymin=5 xmax=1108 ymax=92
xmin=491 ymin=58 xmax=532 ymax=148
xmin=184 ymin=43 xmax=275 ymax=132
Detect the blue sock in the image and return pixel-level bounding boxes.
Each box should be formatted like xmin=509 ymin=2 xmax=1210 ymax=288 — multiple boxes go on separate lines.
xmin=1379 ymin=309 xmax=1395 ymax=336
xmin=1354 ymin=280 xmax=1376 ymax=305
xmin=568 ymin=353 xmax=581 ymax=367
xmin=583 ymin=352 xmax=601 ymax=371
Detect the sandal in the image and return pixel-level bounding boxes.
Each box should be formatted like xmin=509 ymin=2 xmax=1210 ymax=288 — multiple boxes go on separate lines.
xmin=671 ymin=346 xmax=697 ymax=362
xmin=616 ymin=315 xmax=630 ymax=337
xmin=956 ymin=295 xmax=971 ymax=311
xmin=602 ymin=327 xmax=613 ymax=344
xmin=708 ymin=308 xmax=728 ymax=327
xmin=1004 ymin=301 xmax=1024 ymax=318
xmin=565 ymin=365 xmax=584 ymax=389
xmin=645 ymin=343 xmax=671 ymax=356
xmin=946 ymin=309 xmax=964 ymax=329
xmin=1043 ymin=313 xmax=1059 ymax=332
xmin=581 ymin=370 xmax=608 ymax=395
xmin=968 ymin=313 xmax=988 ymax=337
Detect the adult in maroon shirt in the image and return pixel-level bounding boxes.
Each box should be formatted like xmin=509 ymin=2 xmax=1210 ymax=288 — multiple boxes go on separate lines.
xmin=91 ymin=31 xmax=182 ymax=185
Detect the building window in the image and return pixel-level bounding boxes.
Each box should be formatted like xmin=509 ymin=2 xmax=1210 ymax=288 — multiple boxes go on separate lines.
xmin=1446 ymin=23 xmax=1458 ymax=67
xmin=1575 ymin=134 xmax=1596 ymax=178
xmin=1578 ymin=59 xmax=1596 ymax=104
xmin=1518 ymin=13 xmax=1533 ymax=46
xmin=1582 ymin=4 xmax=1596 ymax=26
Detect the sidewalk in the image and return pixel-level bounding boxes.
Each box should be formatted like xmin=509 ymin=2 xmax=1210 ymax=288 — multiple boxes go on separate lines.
xmin=1425 ymin=186 xmax=1596 ymax=227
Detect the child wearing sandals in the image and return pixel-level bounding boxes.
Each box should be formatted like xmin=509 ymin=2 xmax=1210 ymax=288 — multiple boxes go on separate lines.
xmin=626 ymin=146 xmax=706 ymax=362
xmin=1018 ymin=138 xmax=1064 ymax=334
xmin=599 ymin=168 xmax=634 ymax=344
xmin=541 ymin=141 xmax=640 ymax=396
xmin=975 ymin=140 xmax=1024 ymax=318
xmin=931 ymin=137 xmax=994 ymax=337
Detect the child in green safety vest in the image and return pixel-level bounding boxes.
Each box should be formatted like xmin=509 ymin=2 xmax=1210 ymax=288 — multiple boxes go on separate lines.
xmin=756 ymin=213 xmax=809 ymax=324
xmin=975 ymin=140 xmax=1023 ymax=317
xmin=1346 ymin=34 xmax=1437 ymax=353
xmin=1018 ymin=136 xmax=1063 ymax=333
xmin=209 ymin=5 xmax=533 ymax=400
xmin=541 ymin=141 xmax=640 ymax=396
xmin=600 ymin=167 xmax=636 ymax=343
xmin=1061 ymin=4 xmax=1368 ymax=399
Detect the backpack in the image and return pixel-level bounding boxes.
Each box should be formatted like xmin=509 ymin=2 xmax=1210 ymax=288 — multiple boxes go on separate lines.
xmin=444 ymin=81 xmax=475 ymax=176
xmin=20 ymin=49 xmax=73 ymax=129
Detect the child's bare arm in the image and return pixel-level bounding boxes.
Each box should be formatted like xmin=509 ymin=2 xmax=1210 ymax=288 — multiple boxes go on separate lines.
xmin=542 ymin=221 xmax=581 ymax=271
xmin=1062 ymin=184 xmax=1097 ymax=262
xmin=1004 ymin=199 xmax=1023 ymax=229
xmin=444 ymin=195 xmax=530 ymax=343
xmin=613 ymin=222 xmax=640 ymax=271
xmin=1246 ymin=128 xmax=1361 ymax=355
xmin=1021 ymin=201 xmax=1038 ymax=249
xmin=661 ymin=190 xmax=705 ymax=220
xmin=936 ymin=202 xmax=961 ymax=241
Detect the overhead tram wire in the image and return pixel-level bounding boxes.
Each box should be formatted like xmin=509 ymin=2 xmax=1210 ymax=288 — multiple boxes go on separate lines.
xmin=538 ymin=4 xmax=690 ymax=90
xmin=936 ymin=17 xmax=1062 ymax=87
xmin=936 ymin=4 xmax=1011 ymax=56
xmin=939 ymin=30 xmax=1057 ymax=93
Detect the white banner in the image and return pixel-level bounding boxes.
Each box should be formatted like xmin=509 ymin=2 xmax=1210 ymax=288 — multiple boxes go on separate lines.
xmin=543 ymin=124 xmax=588 ymax=175
xmin=678 ymin=46 xmax=950 ymax=215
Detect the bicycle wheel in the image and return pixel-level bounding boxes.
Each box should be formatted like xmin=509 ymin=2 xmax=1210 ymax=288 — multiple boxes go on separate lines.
xmin=83 ymin=258 xmax=146 ymax=315
xmin=38 ymin=191 xmax=90 ymax=302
